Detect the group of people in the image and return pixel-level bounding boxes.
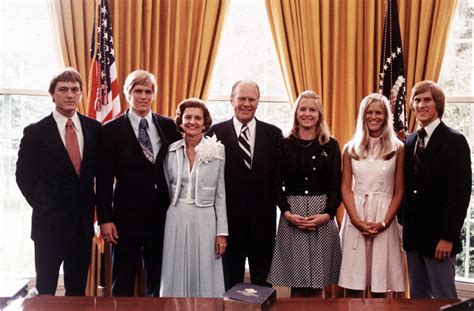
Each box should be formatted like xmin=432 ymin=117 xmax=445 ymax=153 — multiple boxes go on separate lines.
xmin=16 ymin=67 xmax=471 ymax=301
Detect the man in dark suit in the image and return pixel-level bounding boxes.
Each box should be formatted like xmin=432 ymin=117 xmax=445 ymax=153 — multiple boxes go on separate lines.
xmin=403 ymin=80 xmax=471 ymax=298
xmin=96 ymin=70 xmax=181 ymax=296
xmin=208 ymin=81 xmax=282 ymax=288
xmin=16 ymin=68 xmax=101 ymax=296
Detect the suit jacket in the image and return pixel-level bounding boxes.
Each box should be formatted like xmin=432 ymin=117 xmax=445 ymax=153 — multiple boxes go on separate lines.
xmin=403 ymin=121 xmax=471 ymax=256
xmin=208 ymin=118 xmax=282 ymax=222
xmin=96 ymin=110 xmax=181 ymax=237
xmin=16 ymin=113 xmax=101 ymax=242
xmin=165 ymin=138 xmax=228 ymax=234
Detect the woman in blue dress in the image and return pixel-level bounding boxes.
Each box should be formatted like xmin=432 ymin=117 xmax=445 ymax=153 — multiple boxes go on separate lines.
xmin=160 ymin=98 xmax=228 ymax=297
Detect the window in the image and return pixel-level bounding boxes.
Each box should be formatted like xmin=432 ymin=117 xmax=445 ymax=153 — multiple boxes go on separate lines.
xmin=438 ymin=0 xmax=474 ymax=284
xmin=207 ymin=0 xmax=291 ymax=131
xmin=0 ymin=0 xmax=60 ymax=278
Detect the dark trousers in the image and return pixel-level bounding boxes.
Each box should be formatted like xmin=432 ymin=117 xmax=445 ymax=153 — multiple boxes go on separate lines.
xmin=406 ymin=250 xmax=458 ymax=298
xmin=111 ymin=234 xmax=164 ymax=297
xmin=34 ymin=238 xmax=91 ymax=296
xmin=223 ymin=215 xmax=275 ymax=289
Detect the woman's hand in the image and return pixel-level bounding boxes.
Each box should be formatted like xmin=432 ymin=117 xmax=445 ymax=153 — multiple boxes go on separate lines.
xmin=284 ymin=212 xmax=330 ymax=231
xmin=350 ymin=218 xmax=378 ymax=236
xmin=366 ymin=221 xmax=386 ymax=235
xmin=304 ymin=213 xmax=331 ymax=230
xmin=284 ymin=211 xmax=311 ymax=230
xmin=215 ymin=236 xmax=227 ymax=257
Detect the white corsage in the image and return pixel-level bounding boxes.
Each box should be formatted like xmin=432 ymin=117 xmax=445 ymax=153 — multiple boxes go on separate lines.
xmin=195 ymin=134 xmax=224 ymax=164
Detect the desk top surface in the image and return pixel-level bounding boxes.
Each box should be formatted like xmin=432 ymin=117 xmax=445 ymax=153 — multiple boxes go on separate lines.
xmin=3 ymin=296 xmax=460 ymax=311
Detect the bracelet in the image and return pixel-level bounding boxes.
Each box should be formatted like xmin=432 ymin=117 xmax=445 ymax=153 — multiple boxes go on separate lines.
xmin=381 ymin=221 xmax=387 ymax=229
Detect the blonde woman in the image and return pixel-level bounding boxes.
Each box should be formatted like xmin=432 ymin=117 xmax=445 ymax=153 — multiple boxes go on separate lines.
xmin=267 ymin=91 xmax=342 ymax=298
xmin=339 ymin=93 xmax=405 ymax=297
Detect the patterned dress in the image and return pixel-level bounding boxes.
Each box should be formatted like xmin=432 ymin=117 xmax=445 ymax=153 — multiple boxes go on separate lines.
xmin=339 ymin=138 xmax=405 ymax=292
xmin=267 ymin=137 xmax=342 ymax=288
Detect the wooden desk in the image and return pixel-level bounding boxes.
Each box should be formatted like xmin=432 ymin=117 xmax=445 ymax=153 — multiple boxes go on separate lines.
xmin=5 ymin=296 xmax=459 ymax=311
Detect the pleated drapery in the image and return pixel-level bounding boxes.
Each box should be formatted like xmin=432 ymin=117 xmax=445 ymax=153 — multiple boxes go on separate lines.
xmin=265 ymin=0 xmax=457 ymax=142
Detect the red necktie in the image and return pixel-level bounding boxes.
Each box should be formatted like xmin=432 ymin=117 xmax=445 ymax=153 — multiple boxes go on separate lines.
xmin=66 ymin=118 xmax=81 ymax=176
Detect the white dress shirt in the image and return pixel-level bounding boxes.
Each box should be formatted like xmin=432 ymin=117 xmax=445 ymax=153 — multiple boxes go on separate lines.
xmin=53 ymin=109 xmax=84 ymax=159
xmin=419 ymin=118 xmax=441 ymax=147
xmin=128 ymin=109 xmax=161 ymax=160
xmin=233 ymin=117 xmax=256 ymax=160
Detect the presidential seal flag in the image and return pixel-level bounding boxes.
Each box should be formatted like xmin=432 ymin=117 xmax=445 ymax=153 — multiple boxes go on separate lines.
xmin=88 ymin=0 xmax=121 ymax=123
xmin=379 ymin=0 xmax=406 ymax=133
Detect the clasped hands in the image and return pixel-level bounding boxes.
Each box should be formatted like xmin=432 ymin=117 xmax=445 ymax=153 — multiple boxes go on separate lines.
xmin=284 ymin=211 xmax=330 ymax=230
xmin=351 ymin=218 xmax=386 ymax=236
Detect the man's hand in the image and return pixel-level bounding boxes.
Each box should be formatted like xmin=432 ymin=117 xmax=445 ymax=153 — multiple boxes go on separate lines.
xmin=100 ymin=222 xmax=119 ymax=244
xmin=435 ymin=239 xmax=453 ymax=261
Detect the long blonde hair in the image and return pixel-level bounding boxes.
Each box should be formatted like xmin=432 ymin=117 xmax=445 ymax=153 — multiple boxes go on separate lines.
xmin=347 ymin=93 xmax=399 ymax=160
xmin=288 ymin=90 xmax=331 ymax=145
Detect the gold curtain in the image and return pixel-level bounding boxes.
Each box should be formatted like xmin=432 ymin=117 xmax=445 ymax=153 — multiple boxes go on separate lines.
xmin=265 ymin=0 xmax=457 ymax=143
xmin=398 ymin=0 xmax=457 ymax=131
xmin=47 ymin=0 xmax=95 ymax=114
xmin=48 ymin=0 xmax=229 ymax=296
xmin=109 ymin=0 xmax=229 ymax=116
xmin=265 ymin=0 xmax=386 ymax=145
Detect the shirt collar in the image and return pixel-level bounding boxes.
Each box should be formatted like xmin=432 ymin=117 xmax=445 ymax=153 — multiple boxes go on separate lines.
xmin=420 ymin=118 xmax=441 ymax=139
xmin=233 ymin=117 xmax=256 ymax=136
xmin=52 ymin=109 xmax=80 ymax=129
xmin=128 ymin=109 xmax=153 ymax=128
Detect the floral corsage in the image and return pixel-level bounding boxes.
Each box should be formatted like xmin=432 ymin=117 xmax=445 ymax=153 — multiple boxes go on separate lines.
xmin=195 ymin=134 xmax=224 ymax=164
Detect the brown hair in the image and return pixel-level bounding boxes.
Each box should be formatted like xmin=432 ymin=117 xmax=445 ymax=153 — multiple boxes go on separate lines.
xmin=410 ymin=80 xmax=445 ymax=118
xmin=48 ymin=67 xmax=82 ymax=95
xmin=175 ymin=98 xmax=212 ymax=133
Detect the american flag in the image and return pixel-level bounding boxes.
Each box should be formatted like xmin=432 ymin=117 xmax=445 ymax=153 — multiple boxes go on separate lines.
xmin=88 ymin=0 xmax=120 ymax=254
xmin=379 ymin=0 xmax=407 ymax=132
xmin=88 ymin=0 xmax=121 ymax=123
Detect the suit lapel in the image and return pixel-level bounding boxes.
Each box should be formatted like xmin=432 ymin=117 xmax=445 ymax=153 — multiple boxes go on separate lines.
xmin=224 ymin=119 xmax=248 ymax=170
xmin=422 ymin=122 xmax=447 ymax=166
xmin=122 ymin=111 xmax=153 ymax=165
xmin=225 ymin=119 xmax=239 ymax=146
xmin=78 ymin=113 xmax=91 ymax=176
xmin=406 ymin=133 xmax=416 ymax=161
xmin=253 ymin=119 xmax=264 ymax=171
xmin=152 ymin=113 xmax=171 ymax=165
xmin=45 ymin=114 xmax=80 ymax=177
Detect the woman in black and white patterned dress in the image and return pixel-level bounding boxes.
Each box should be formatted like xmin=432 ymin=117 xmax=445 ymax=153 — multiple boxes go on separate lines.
xmin=267 ymin=91 xmax=342 ymax=298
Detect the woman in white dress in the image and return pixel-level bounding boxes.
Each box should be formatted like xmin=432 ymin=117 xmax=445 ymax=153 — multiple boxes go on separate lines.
xmin=160 ymin=98 xmax=228 ymax=297
xmin=339 ymin=93 xmax=405 ymax=297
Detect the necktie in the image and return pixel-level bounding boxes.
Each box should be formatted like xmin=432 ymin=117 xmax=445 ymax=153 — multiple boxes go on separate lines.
xmin=138 ymin=118 xmax=154 ymax=163
xmin=413 ymin=127 xmax=427 ymax=176
xmin=238 ymin=124 xmax=252 ymax=169
xmin=65 ymin=118 xmax=81 ymax=176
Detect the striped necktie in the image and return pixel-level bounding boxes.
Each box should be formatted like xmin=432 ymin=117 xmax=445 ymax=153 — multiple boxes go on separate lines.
xmin=238 ymin=123 xmax=252 ymax=169
xmin=413 ymin=127 xmax=427 ymax=176
xmin=138 ymin=118 xmax=154 ymax=163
